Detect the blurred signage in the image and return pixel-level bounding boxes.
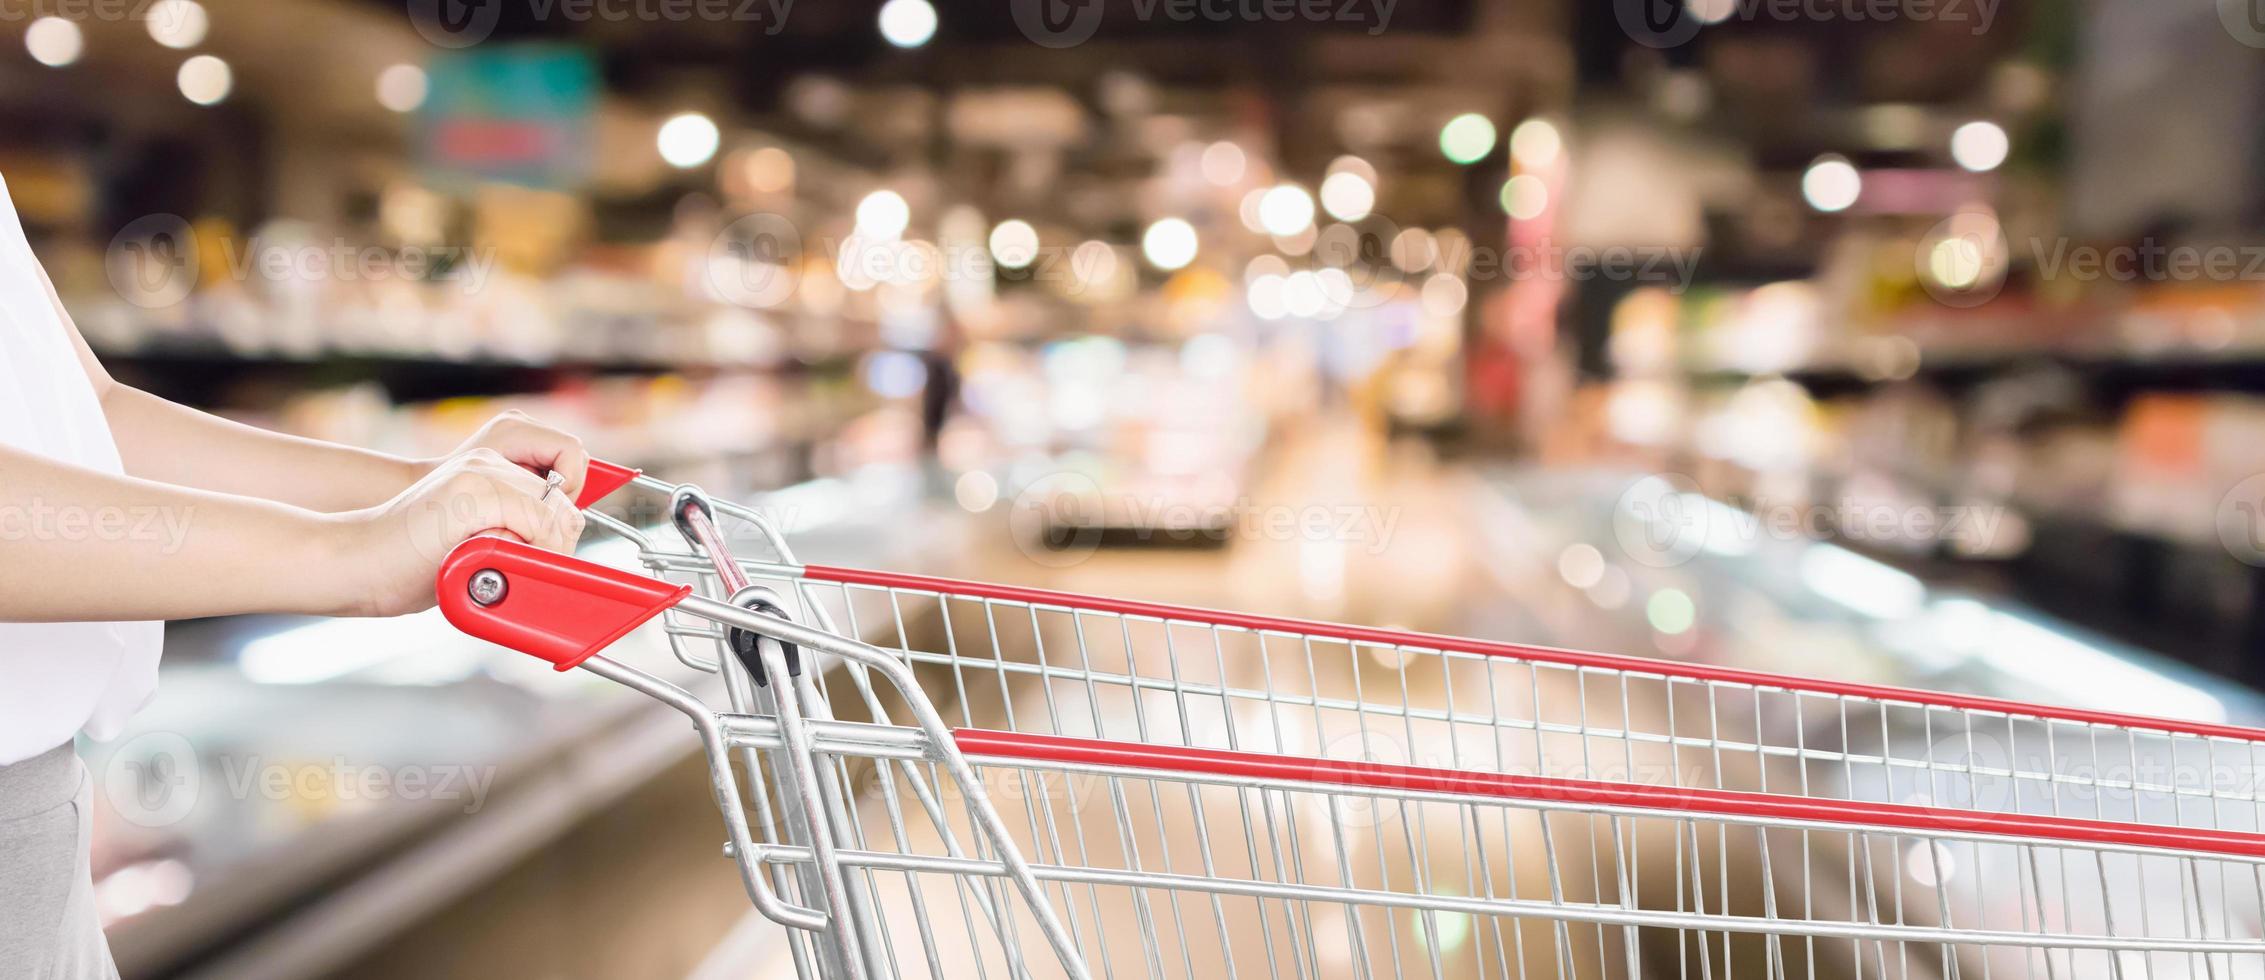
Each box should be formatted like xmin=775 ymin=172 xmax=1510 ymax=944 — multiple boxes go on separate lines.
xmin=420 ymin=44 xmax=598 ymax=191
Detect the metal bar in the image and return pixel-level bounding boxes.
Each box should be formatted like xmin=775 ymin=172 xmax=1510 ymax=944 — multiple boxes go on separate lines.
xmin=742 ymin=846 xmax=2265 ymax=955
xmin=800 ymin=564 xmax=2265 ymax=746
xmin=948 ymin=729 xmax=2265 ymax=861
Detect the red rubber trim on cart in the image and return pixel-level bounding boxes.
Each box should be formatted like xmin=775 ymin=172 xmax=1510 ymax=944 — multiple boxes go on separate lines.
xmin=953 ymin=728 xmax=2265 ymax=859
xmin=437 ymin=536 xmax=689 ymax=671
xmin=805 ymin=565 xmax=2265 ymax=745
xmin=576 ymin=459 xmax=642 ymax=509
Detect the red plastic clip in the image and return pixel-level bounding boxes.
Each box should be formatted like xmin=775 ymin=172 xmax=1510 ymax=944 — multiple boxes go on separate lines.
xmin=436 ymin=536 xmax=690 ymax=671
xmin=576 ymin=459 xmax=642 ymax=509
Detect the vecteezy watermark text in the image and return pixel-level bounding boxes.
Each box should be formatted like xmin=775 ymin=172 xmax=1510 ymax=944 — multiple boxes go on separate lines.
xmin=1919 ymin=213 xmax=2265 ymax=307
xmin=1614 ymin=475 xmax=2008 ymax=567
xmin=1011 ymin=0 xmax=1395 ymax=48
xmin=409 ymin=0 xmax=794 ymax=48
xmin=215 ymin=239 xmax=498 ymax=293
xmin=222 ymin=756 xmax=497 ymax=814
xmin=0 ymin=500 xmax=193 ymax=554
xmin=103 ymin=731 xmax=500 ymax=828
xmin=1617 ymin=0 xmax=1999 ymax=48
xmin=0 ymin=0 xmax=195 ymax=22
xmin=106 ymin=213 xmax=498 ymax=309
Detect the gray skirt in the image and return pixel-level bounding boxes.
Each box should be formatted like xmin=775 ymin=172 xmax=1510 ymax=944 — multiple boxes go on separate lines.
xmin=0 ymin=742 xmax=119 ymax=980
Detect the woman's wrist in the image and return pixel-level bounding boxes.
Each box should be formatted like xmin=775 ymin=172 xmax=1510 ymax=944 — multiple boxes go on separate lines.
xmin=400 ymin=454 xmax=442 ymax=487
xmin=293 ymin=510 xmax=378 ymax=617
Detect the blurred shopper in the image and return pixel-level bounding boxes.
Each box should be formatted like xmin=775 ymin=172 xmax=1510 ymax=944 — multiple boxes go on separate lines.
xmin=0 ymin=174 xmax=589 ymax=978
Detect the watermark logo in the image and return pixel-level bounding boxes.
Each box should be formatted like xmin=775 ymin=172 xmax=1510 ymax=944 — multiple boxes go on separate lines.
xmin=1012 ymin=0 xmax=1105 ymax=47
xmin=103 ymin=731 xmax=202 ymax=828
xmin=1615 ymin=0 xmax=1701 ymax=49
xmin=1911 ymin=731 xmax=2011 ymax=812
xmin=1614 ymin=473 xmax=1710 ymax=568
xmin=106 ymin=213 xmax=198 ymax=310
xmin=2218 ymin=473 xmax=2265 ymax=567
xmin=408 ymin=0 xmax=500 ymax=47
xmin=1318 ymin=729 xmax=1412 ymax=830
xmin=1915 ymin=210 xmax=2008 ymax=308
xmin=2218 ymin=0 xmax=2265 ymax=48
xmin=400 ymin=476 xmax=586 ymax=567
xmin=705 ymin=212 xmax=803 ymax=309
xmin=1007 ymin=471 xmax=1107 ymax=569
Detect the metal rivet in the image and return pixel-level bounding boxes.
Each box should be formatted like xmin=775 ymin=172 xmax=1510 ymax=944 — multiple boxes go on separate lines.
xmin=469 ymin=569 xmax=508 ymax=606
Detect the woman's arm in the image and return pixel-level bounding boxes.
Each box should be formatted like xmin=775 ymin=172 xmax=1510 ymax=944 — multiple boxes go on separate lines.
xmin=94 ymin=384 xmax=431 ymax=513
xmin=34 ymin=259 xmax=589 ymax=510
xmin=0 ymin=443 xmax=584 ymax=622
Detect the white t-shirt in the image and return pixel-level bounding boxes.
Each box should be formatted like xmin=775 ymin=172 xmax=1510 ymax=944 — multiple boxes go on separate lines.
xmin=0 ymin=174 xmax=164 ymax=766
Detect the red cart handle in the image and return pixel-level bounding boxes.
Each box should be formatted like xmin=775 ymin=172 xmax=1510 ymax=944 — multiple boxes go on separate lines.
xmin=435 ymin=457 xmax=680 ymax=670
xmin=436 ymin=536 xmax=689 ymax=670
xmin=577 ymin=458 xmax=641 ymax=508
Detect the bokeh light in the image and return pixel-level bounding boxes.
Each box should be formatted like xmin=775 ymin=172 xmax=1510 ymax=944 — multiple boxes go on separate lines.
xmin=657 ymin=112 xmax=721 ymax=169
xmin=1439 ymin=113 xmax=1496 ymax=164
xmin=26 ymin=17 xmax=83 ymax=68
xmin=1951 ymin=121 xmax=2009 ymax=172
xmin=877 ymin=0 xmax=938 ymax=48
xmin=1142 ymin=217 xmax=1198 ymax=270
xmin=1801 ymin=155 xmax=1861 ymax=212
xmin=177 ymin=55 xmax=233 ymax=106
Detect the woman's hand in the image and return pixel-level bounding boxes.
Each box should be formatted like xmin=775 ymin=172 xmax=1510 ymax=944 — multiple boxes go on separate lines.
xmin=333 ymin=449 xmax=587 ymax=617
xmin=434 ymin=410 xmax=591 ymax=505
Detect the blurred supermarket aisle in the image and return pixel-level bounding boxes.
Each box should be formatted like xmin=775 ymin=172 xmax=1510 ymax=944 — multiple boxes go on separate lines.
xmin=116 ymin=408 xmax=2259 ymax=979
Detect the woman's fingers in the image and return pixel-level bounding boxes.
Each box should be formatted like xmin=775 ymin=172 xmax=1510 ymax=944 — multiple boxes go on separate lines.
xmin=445 ymin=452 xmax=581 ymax=554
xmin=547 ymin=442 xmax=592 ymax=505
xmin=458 ymin=410 xmax=590 ymax=503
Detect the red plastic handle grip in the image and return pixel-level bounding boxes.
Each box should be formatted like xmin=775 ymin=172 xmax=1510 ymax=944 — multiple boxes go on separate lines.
xmin=436 ymin=536 xmax=690 ymax=671
xmin=576 ymin=459 xmax=641 ymax=509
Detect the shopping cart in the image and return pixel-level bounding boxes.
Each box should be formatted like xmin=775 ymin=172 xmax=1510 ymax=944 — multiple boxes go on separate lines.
xmin=437 ymin=461 xmax=2265 ymax=979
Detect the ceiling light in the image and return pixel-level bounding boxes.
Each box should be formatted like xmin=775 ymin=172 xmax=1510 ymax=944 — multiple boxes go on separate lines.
xmin=177 ymin=55 xmax=232 ymax=106
xmin=1950 ymin=120 xmax=2009 ymax=172
xmin=1500 ymin=175 xmax=1548 ymax=220
xmin=375 ymin=64 xmax=428 ymax=113
xmin=146 ymin=0 xmax=208 ymax=50
xmin=988 ymin=219 xmax=1038 ymax=269
xmin=1801 ymin=155 xmax=1861 ymax=212
xmin=1257 ymin=184 xmax=1316 ymax=237
xmin=856 ymin=190 xmax=911 ymax=240
xmin=877 ymin=0 xmax=937 ymax=48
xmin=1509 ymin=119 xmax=1562 ymax=169
xmin=1439 ymin=113 xmax=1496 ymax=165
xmin=1141 ymin=218 xmax=1198 ymax=270
xmin=657 ymin=112 xmax=720 ymax=168
xmin=1318 ymin=172 xmax=1374 ymax=222
xmin=1200 ymin=141 xmax=1246 ymax=186
xmin=25 ymin=17 xmax=82 ymax=68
